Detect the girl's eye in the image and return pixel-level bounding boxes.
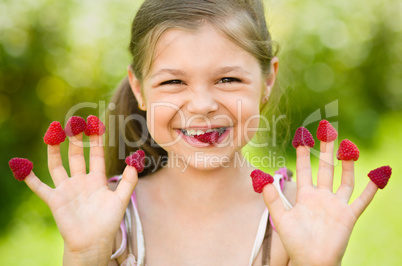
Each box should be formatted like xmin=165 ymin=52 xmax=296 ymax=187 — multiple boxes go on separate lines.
xmin=160 ymin=79 xmax=184 ymax=85
xmin=219 ymin=77 xmax=241 ymax=84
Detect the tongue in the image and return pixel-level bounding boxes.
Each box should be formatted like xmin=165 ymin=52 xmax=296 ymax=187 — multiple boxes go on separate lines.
xmin=193 ymin=131 xmax=220 ymax=144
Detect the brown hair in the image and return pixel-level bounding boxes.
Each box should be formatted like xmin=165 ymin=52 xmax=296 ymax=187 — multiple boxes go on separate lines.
xmin=106 ymin=0 xmax=286 ymax=178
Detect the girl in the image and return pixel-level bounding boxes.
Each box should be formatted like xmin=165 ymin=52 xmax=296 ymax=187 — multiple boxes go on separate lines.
xmin=20 ymin=0 xmax=378 ymax=265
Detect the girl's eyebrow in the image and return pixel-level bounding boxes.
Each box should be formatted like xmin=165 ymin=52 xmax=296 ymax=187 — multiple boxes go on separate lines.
xmin=214 ymin=66 xmax=252 ymax=76
xmin=150 ymin=69 xmax=187 ymax=79
xmin=150 ymin=66 xmax=251 ymax=79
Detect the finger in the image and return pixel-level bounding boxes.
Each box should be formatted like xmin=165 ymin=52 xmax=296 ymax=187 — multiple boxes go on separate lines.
xmin=335 ymin=160 xmax=355 ymax=202
xmin=115 ymin=165 xmax=139 ymax=206
xmin=317 ymin=141 xmax=334 ymax=191
xmin=48 ymin=144 xmax=69 ymax=187
xmin=296 ymin=146 xmax=312 ymax=189
xmin=68 ymin=133 xmax=87 ymax=176
xmin=262 ymin=184 xmax=286 ymax=227
xmin=24 ymin=171 xmax=53 ymax=205
xmin=351 ymin=181 xmax=378 ymax=218
xmin=89 ymin=135 xmax=106 ymax=175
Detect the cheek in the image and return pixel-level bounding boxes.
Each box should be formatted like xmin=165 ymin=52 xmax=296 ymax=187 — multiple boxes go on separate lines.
xmin=145 ymin=101 xmax=181 ymax=142
xmin=237 ymin=99 xmax=262 ymax=144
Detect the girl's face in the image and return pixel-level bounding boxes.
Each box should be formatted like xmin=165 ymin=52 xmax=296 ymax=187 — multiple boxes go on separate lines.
xmin=131 ymin=23 xmax=275 ymax=169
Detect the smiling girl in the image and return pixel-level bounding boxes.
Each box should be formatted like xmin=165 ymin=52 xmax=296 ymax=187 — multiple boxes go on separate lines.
xmin=14 ymin=0 xmax=379 ymax=265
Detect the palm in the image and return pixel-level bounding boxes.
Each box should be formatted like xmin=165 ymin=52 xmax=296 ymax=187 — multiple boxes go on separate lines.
xmin=48 ymin=172 xmax=128 ymax=251
xmin=263 ymin=143 xmax=378 ymax=265
xmin=277 ymin=187 xmax=354 ymax=264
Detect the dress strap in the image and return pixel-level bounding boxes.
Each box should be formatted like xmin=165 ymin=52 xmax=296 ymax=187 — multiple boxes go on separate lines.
xmin=272 ymin=173 xmax=293 ymax=210
xmin=108 ymin=176 xmax=128 ymax=260
xmin=248 ymin=169 xmax=293 ymax=266
xmin=268 ymin=172 xmax=293 ymax=233
xmin=108 ymin=176 xmax=146 ymax=265
xmin=259 ymin=168 xmax=294 ymax=265
xmin=261 ymin=214 xmax=273 ymax=266
xmin=110 ymin=220 xmax=128 ymax=260
xmin=248 ymin=208 xmax=269 ymax=266
xmin=131 ymin=190 xmax=146 ymax=265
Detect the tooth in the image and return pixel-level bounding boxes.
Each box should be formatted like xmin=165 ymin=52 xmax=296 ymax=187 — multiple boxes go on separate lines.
xmin=188 ymin=130 xmax=197 ymax=135
xmin=206 ymin=129 xmax=214 ymax=133
xmin=197 ymin=130 xmax=205 ymax=135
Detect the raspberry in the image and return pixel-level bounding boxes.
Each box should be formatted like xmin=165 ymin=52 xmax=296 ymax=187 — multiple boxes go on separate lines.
xmin=250 ymin=169 xmax=274 ymax=193
xmin=85 ymin=115 xmax=106 ymax=136
xmin=336 ymin=139 xmax=359 ymax=161
xmin=368 ymin=166 xmax=392 ymax=189
xmin=9 ymin=158 xmax=33 ymax=181
xmin=65 ymin=116 xmax=86 ymax=137
xmin=292 ymin=127 xmax=315 ymax=148
xmin=125 ymin=150 xmax=146 ymax=173
xmin=44 ymin=121 xmax=66 ymax=145
xmin=194 ymin=131 xmax=220 ymax=144
xmin=317 ymin=120 xmax=338 ymax=142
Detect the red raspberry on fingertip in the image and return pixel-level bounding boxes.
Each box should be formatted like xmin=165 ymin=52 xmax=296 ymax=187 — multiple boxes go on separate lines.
xmin=250 ymin=169 xmax=274 ymax=193
xmin=65 ymin=116 xmax=86 ymax=137
xmin=336 ymin=139 xmax=359 ymax=161
xmin=44 ymin=121 xmax=66 ymax=145
xmin=9 ymin=158 xmax=33 ymax=181
xmin=368 ymin=166 xmax=392 ymax=189
xmin=317 ymin=120 xmax=338 ymax=142
xmin=292 ymin=127 xmax=315 ymax=148
xmin=125 ymin=150 xmax=146 ymax=173
xmin=85 ymin=115 xmax=106 ymax=136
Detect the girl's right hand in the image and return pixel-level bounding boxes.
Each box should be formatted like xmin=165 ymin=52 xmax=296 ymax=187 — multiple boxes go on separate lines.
xmin=23 ymin=133 xmax=138 ymax=265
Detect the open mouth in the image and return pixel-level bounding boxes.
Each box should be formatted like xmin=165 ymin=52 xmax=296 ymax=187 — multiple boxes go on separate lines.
xmin=180 ymin=127 xmax=227 ymax=137
xmin=178 ymin=127 xmax=230 ymax=145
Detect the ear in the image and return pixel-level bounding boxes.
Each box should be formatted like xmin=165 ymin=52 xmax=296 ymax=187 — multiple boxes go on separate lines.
xmin=127 ymin=65 xmax=146 ymax=111
xmin=261 ymin=56 xmax=279 ymax=104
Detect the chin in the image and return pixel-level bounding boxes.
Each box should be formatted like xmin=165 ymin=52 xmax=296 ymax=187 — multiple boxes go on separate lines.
xmin=167 ymin=150 xmax=234 ymax=172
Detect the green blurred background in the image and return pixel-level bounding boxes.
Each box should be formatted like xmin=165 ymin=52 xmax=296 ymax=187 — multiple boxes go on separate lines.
xmin=1 ymin=0 xmax=401 ymax=265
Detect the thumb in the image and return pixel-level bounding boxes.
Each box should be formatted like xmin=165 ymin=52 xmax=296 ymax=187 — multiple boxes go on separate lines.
xmin=262 ymin=183 xmax=286 ymax=227
xmin=115 ymin=165 xmax=139 ymax=206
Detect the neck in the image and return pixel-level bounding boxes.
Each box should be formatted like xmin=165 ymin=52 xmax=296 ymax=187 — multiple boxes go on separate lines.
xmin=155 ymin=151 xmax=257 ymax=214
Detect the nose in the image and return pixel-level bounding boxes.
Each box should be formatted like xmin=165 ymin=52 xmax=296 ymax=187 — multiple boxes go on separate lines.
xmin=186 ymin=87 xmax=219 ymax=115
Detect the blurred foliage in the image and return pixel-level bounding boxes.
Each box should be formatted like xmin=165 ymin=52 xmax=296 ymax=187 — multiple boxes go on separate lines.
xmin=0 ymin=0 xmax=141 ymax=232
xmin=269 ymin=0 xmax=402 ymax=148
xmin=0 ymin=0 xmax=401 ymax=265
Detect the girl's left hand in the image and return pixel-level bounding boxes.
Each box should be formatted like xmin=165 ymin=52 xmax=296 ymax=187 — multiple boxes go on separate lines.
xmin=262 ymin=141 xmax=378 ymax=266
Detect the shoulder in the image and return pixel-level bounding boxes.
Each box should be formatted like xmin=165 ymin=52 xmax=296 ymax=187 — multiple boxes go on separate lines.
xmin=282 ymin=179 xmax=297 ymax=206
